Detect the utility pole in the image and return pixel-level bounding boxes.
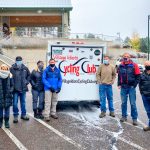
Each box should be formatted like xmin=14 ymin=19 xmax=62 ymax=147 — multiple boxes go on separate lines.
xmin=148 ymin=15 xmax=150 ymax=60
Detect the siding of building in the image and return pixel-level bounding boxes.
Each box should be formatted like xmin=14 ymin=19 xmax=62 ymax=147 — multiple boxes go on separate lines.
xmin=0 ymin=0 xmax=72 ymax=9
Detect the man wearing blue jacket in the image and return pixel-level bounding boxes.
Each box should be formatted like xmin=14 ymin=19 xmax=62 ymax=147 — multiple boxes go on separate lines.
xmin=42 ymin=58 xmax=62 ymax=121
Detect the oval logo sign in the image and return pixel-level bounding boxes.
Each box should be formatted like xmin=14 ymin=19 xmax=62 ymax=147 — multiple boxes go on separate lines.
xmin=94 ymin=50 xmax=101 ymax=56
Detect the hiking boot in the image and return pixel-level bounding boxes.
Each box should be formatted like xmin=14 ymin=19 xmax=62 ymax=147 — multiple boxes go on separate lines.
xmin=21 ymin=115 xmax=29 ymax=121
xmin=0 ymin=117 xmax=3 ymax=128
xmin=143 ymin=126 xmax=150 ymax=131
xmin=110 ymin=112 xmax=115 ymax=117
xmin=38 ymin=109 xmax=44 ymax=119
xmin=120 ymin=117 xmax=127 ymax=122
xmin=133 ymin=120 xmax=138 ymax=126
xmin=39 ymin=114 xmax=44 ymax=119
xmin=51 ymin=114 xmax=58 ymax=119
xmin=33 ymin=109 xmax=39 ymax=119
xmin=99 ymin=112 xmax=106 ymax=118
xmin=13 ymin=116 xmax=18 ymax=123
xmin=44 ymin=117 xmax=50 ymax=122
xmin=4 ymin=118 xmax=10 ymax=128
xmin=34 ymin=114 xmax=40 ymax=119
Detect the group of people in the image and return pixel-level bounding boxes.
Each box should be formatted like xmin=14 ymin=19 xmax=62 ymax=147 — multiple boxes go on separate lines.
xmin=0 ymin=56 xmax=62 ymax=128
xmin=0 ymin=53 xmax=150 ymax=132
xmin=96 ymin=53 xmax=150 ymax=131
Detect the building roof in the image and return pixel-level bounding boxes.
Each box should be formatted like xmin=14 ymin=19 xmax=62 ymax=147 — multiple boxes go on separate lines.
xmin=0 ymin=0 xmax=72 ymax=10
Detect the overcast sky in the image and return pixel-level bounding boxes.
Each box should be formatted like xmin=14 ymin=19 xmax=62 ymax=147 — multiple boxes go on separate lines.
xmin=70 ymin=0 xmax=150 ymax=39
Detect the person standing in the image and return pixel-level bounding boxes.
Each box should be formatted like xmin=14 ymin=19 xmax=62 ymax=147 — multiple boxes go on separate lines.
xmin=30 ymin=61 xmax=44 ymax=119
xmin=3 ymin=23 xmax=12 ymax=37
xmin=0 ymin=64 xmax=14 ymax=128
xmin=118 ymin=53 xmax=140 ymax=126
xmin=10 ymin=56 xmax=30 ymax=123
xmin=42 ymin=59 xmax=62 ymax=121
xmin=96 ymin=56 xmax=116 ymax=118
xmin=139 ymin=61 xmax=150 ymax=131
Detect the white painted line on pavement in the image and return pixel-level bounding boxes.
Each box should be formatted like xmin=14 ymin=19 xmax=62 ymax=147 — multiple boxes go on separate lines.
xmin=111 ymin=111 xmax=147 ymax=130
xmin=125 ymin=113 xmax=148 ymax=128
xmin=96 ymin=123 xmax=146 ymax=150
xmin=119 ymin=113 xmax=147 ymax=130
xmin=96 ymin=124 xmax=146 ymax=150
xmin=118 ymin=137 xmax=146 ymax=150
xmin=2 ymin=127 xmax=28 ymax=150
xmin=106 ymin=116 xmax=146 ymax=149
xmin=137 ymin=119 xmax=147 ymax=127
xmin=67 ymin=113 xmax=146 ymax=150
xmin=123 ymin=122 xmax=143 ymax=130
xmin=87 ymin=121 xmax=146 ymax=150
xmin=108 ymin=115 xmax=144 ymax=130
xmin=28 ymin=113 xmax=84 ymax=150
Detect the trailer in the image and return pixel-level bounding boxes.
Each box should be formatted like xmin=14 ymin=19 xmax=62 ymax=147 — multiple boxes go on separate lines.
xmin=47 ymin=40 xmax=107 ymax=101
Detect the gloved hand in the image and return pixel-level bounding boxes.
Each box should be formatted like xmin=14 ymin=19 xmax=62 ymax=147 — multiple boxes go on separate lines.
xmin=56 ymin=88 xmax=61 ymax=93
xmin=50 ymin=87 xmax=55 ymax=93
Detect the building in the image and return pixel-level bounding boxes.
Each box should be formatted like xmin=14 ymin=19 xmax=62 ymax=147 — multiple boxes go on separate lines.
xmin=0 ymin=0 xmax=73 ymax=37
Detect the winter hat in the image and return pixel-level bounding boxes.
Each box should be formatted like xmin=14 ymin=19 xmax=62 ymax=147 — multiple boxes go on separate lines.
xmin=0 ymin=64 xmax=9 ymax=71
xmin=0 ymin=64 xmax=10 ymax=79
xmin=37 ymin=60 xmax=43 ymax=65
xmin=16 ymin=56 xmax=22 ymax=61
xmin=144 ymin=61 xmax=150 ymax=67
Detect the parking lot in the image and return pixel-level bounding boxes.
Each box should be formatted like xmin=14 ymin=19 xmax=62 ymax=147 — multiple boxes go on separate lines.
xmin=0 ymin=82 xmax=150 ymax=150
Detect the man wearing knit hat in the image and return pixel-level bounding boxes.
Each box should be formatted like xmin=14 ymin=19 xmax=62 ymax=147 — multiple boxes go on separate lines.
xmin=10 ymin=56 xmax=30 ymax=123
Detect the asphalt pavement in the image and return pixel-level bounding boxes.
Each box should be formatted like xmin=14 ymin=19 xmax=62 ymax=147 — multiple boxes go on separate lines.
xmin=0 ymin=82 xmax=150 ymax=150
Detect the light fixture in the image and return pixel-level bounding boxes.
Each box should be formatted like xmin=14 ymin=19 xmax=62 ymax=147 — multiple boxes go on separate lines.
xmin=37 ymin=10 xmax=42 ymax=14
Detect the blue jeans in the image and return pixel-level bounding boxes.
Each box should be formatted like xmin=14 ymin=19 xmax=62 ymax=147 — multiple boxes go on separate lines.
xmin=99 ymin=84 xmax=114 ymax=112
xmin=13 ymin=92 xmax=26 ymax=117
xmin=32 ymin=89 xmax=45 ymax=110
xmin=141 ymin=95 xmax=150 ymax=126
xmin=121 ymin=87 xmax=138 ymax=120
xmin=0 ymin=107 xmax=10 ymax=118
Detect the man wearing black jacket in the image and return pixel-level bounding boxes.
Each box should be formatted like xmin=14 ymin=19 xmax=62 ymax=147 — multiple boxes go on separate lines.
xmin=30 ymin=61 xmax=44 ymax=119
xmin=139 ymin=61 xmax=150 ymax=131
xmin=10 ymin=56 xmax=30 ymax=123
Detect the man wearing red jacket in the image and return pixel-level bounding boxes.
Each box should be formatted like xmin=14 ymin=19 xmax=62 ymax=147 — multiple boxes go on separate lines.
xmin=118 ymin=53 xmax=140 ymax=126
